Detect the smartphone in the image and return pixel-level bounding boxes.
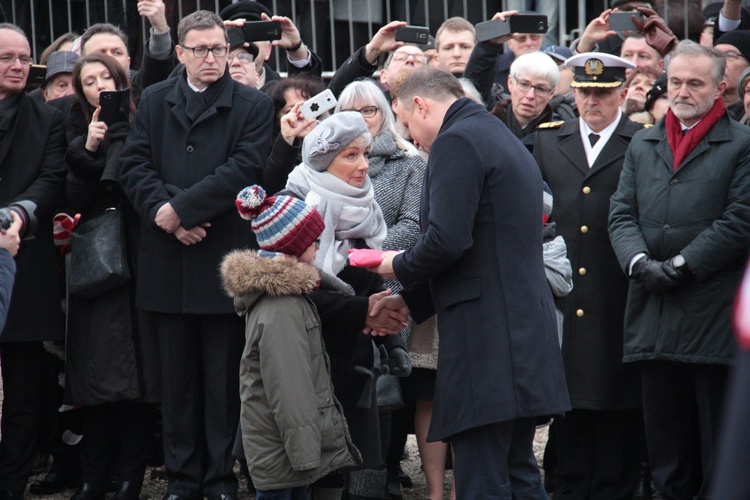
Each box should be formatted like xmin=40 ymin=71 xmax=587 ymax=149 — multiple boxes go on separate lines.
xmin=242 ymin=20 xmax=282 ymax=42
xmin=475 ymin=14 xmax=549 ymax=42
xmin=99 ymin=88 xmax=130 ymax=126
xmin=227 ymin=27 xmax=244 ymax=48
xmin=395 ymin=25 xmax=431 ymax=44
xmin=25 ymin=64 xmax=46 ymax=90
xmin=609 ymin=12 xmax=644 ymax=32
xmin=510 ymin=14 xmax=549 ymax=34
xmin=300 ymin=89 xmax=337 ymax=121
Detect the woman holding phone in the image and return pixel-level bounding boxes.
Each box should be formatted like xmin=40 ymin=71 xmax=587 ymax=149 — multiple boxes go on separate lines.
xmin=61 ymin=53 xmax=157 ymax=500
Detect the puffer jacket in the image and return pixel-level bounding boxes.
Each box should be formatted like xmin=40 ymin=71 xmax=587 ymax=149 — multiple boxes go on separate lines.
xmin=221 ymin=250 xmax=362 ymax=490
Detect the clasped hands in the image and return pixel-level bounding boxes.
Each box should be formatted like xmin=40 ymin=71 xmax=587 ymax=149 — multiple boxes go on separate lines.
xmin=155 ymin=202 xmax=210 ymax=246
xmin=631 ymin=256 xmax=689 ymax=294
xmin=364 ymin=290 xmax=410 ymax=337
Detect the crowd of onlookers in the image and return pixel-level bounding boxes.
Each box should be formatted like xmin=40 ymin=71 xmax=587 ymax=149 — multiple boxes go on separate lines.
xmin=2 ymin=0 xmax=750 ymax=499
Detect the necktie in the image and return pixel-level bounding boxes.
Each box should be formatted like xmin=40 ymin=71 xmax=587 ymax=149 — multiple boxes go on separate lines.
xmin=589 ymin=133 xmax=600 ymax=147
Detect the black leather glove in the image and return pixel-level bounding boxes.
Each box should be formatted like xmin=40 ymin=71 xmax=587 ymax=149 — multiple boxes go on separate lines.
xmin=631 ymin=257 xmax=681 ymax=294
xmin=387 ymin=347 xmax=412 ymax=377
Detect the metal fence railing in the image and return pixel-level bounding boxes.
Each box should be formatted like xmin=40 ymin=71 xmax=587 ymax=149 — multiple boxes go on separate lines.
xmin=0 ymin=0 xmax=717 ymax=76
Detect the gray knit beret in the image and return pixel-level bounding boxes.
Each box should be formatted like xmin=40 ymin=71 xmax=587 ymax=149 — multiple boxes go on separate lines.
xmin=302 ymin=112 xmax=372 ymax=172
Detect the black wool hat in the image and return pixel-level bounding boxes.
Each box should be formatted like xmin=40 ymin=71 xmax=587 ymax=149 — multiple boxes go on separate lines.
xmin=219 ymin=1 xmax=272 ymax=22
xmin=644 ymin=73 xmax=667 ymax=112
xmin=715 ymin=30 xmax=750 ymax=63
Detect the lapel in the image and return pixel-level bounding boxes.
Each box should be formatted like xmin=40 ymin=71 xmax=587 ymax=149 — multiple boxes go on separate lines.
xmin=0 ymin=94 xmax=26 ymax=168
xmin=556 ymin=120 xmax=589 ymax=176
xmin=588 ymin=115 xmax=637 ymax=176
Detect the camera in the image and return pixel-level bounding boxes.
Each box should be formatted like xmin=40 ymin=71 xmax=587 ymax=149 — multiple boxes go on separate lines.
xmin=0 ymin=201 xmax=38 ymax=239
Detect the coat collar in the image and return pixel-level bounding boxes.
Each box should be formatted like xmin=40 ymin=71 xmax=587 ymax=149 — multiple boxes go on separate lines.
xmin=165 ymin=70 xmax=235 ymax=128
xmin=440 ymin=97 xmax=486 ymax=134
xmin=556 ymin=114 xmax=640 ymax=177
xmin=641 ymin=113 xmax=735 ymax=172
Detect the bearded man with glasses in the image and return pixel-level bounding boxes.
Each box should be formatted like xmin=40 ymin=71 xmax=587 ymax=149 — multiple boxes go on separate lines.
xmin=119 ymin=11 xmax=274 ymax=500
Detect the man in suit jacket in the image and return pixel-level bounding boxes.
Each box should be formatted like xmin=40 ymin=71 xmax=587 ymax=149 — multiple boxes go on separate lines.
xmin=0 ymin=23 xmax=67 ymax=500
xmin=370 ymin=67 xmax=570 ymax=498
xmin=533 ymin=52 xmax=646 ymax=499
xmin=119 ymin=11 xmax=273 ymax=500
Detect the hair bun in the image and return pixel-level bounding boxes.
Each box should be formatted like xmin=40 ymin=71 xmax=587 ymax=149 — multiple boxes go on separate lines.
xmin=235 ymin=185 xmax=267 ymax=220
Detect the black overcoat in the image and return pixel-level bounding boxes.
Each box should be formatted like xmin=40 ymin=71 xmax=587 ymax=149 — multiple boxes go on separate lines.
xmin=533 ymin=115 xmax=642 ymax=410
xmin=119 ymin=73 xmax=274 ymax=314
xmin=394 ymin=98 xmax=570 ymax=442
xmin=0 ymin=93 xmax=66 ymax=342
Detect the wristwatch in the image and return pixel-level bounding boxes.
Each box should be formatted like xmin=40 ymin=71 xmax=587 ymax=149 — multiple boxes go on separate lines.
xmin=671 ymin=254 xmax=688 ymax=271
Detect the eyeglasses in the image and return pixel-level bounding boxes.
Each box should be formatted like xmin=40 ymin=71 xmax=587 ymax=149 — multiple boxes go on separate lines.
xmin=314 ymin=239 xmax=321 ymax=250
xmin=228 ymin=53 xmax=254 ymax=64
xmin=512 ymin=78 xmax=554 ymax=97
xmin=0 ymin=53 xmax=32 ymax=65
xmin=343 ymin=106 xmax=380 ymax=118
xmin=181 ymin=45 xmax=228 ymax=58
xmin=722 ymin=51 xmax=747 ymax=62
xmin=391 ymin=52 xmax=427 ymax=65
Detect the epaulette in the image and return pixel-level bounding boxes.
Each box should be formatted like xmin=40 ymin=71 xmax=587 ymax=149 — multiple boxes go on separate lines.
xmin=537 ymin=121 xmax=565 ymax=129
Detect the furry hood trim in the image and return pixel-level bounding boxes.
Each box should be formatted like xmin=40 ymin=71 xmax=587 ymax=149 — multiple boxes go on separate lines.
xmin=221 ymin=249 xmax=320 ymax=298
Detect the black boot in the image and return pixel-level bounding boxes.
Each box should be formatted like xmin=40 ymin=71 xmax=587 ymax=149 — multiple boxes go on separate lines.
xmin=114 ymin=481 xmax=142 ymax=500
xmin=69 ymin=483 xmax=106 ymax=500
xmin=632 ymin=458 xmax=653 ymax=500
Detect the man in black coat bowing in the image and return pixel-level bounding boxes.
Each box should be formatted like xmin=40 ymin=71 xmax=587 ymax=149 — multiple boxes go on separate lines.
xmin=119 ymin=11 xmax=274 ymax=500
xmin=369 ymin=67 xmax=570 ymax=498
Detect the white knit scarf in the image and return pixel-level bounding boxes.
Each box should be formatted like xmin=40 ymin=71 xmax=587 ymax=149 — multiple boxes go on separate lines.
xmin=286 ymin=164 xmax=387 ymax=277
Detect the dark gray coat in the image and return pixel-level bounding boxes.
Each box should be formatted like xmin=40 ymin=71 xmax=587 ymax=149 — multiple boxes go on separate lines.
xmin=395 ymin=98 xmax=570 ymax=442
xmin=0 ymin=93 xmax=66 ymax=342
xmin=533 ymin=115 xmax=642 ymax=410
xmin=609 ymin=113 xmax=750 ymax=365
xmin=119 ymin=72 xmax=274 ymax=314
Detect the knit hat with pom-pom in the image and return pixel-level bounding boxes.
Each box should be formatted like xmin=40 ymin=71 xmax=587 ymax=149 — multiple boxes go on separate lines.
xmin=235 ymin=185 xmax=324 ymax=257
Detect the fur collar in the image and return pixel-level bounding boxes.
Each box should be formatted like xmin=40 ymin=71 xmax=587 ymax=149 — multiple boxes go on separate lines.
xmin=221 ymin=249 xmax=320 ymax=299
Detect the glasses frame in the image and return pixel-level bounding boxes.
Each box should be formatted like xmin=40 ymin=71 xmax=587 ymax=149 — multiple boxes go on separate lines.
xmin=0 ymin=53 xmax=32 ymax=65
xmin=180 ymin=44 xmax=229 ymax=58
xmin=342 ymin=106 xmax=380 ymax=118
xmin=391 ymin=52 xmax=428 ymax=65
xmin=228 ymin=52 xmax=254 ymax=64
xmin=512 ymin=77 xmax=554 ymax=98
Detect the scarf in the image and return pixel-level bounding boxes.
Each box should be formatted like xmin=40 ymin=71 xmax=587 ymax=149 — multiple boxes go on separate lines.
xmin=367 ymin=131 xmax=401 ymax=178
xmin=665 ymin=98 xmax=725 ymax=170
xmin=178 ymin=68 xmax=231 ymax=123
xmin=285 ymin=164 xmax=387 ymax=278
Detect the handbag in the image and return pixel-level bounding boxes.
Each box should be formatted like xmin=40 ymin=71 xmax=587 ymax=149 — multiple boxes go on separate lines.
xmin=68 ymin=208 xmax=131 ymax=298
xmin=376 ymin=374 xmax=404 ymax=411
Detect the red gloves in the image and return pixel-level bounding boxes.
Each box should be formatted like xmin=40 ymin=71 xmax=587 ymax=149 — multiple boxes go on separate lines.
xmin=348 ymin=248 xmax=384 ymax=268
xmin=633 ymin=7 xmax=678 ymax=57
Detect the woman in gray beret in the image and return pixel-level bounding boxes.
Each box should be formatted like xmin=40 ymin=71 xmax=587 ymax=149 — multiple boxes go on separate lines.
xmin=284 ymin=111 xmax=410 ymax=499
xmin=334 ymin=80 xmax=426 ymax=500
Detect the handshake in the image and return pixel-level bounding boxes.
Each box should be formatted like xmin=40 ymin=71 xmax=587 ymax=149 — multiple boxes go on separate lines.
xmin=631 ymin=255 xmax=690 ymax=294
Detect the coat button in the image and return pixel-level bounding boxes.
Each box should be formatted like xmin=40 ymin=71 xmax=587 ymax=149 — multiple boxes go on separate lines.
xmin=576 ymin=309 xmax=584 ymax=317
xmin=580 ymin=225 xmax=589 ymax=233
xmin=582 ymin=186 xmax=591 ymax=194
xmin=663 ymin=224 xmax=671 ymax=232
xmin=186 ymin=145 xmax=194 ymax=152
xmin=670 ymin=179 xmax=679 ymax=186
xmin=579 ymin=267 xmax=587 ymax=275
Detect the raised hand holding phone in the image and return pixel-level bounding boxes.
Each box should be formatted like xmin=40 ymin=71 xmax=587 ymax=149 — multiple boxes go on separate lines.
xmin=85 ymin=106 xmax=108 ymax=153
